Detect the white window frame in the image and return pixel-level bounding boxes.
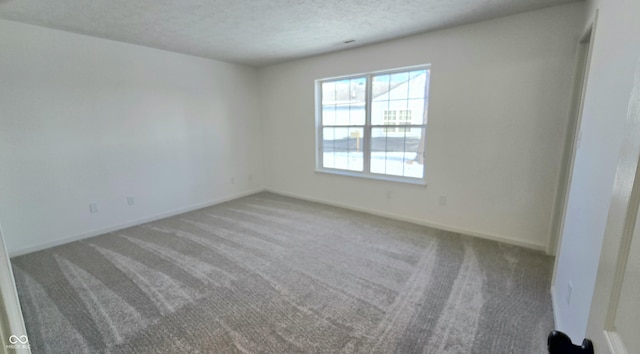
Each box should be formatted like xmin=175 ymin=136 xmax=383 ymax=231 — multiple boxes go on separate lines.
xmin=315 ymin=64 xmax=430 ymax=185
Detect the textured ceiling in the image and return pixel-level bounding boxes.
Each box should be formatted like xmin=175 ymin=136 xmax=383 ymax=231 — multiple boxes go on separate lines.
xmin=0 ymin=0 xmax=576 ymax=67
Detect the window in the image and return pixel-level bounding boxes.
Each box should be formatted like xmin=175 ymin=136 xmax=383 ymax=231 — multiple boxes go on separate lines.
xmin=316 ymin=66 xmax=430 ymax=183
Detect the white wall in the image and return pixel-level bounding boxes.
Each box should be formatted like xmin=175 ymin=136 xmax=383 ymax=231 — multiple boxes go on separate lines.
xmin=0 ymin=20 xmax=264 ymax=255
xmin=258 ymin=3 xmax=585 ymax=250
xmin=552 ymin=0 xmax=640 ymax=344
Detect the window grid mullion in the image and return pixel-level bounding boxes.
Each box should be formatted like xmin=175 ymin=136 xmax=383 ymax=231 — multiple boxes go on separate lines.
xmin=363 ymin=74 xmax=373 ymax=174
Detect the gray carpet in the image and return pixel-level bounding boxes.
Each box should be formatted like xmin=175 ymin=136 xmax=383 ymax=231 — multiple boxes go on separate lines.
xmin=11 ymin=192 xmax=554 ymax=353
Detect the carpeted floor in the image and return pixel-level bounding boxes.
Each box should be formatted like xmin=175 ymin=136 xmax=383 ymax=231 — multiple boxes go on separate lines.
xmin=11 ymin=192 xmax=554 ymax=353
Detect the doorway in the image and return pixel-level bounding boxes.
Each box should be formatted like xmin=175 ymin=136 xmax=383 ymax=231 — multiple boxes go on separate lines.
xmin=548 ymin=23 xmax=596 ymax=256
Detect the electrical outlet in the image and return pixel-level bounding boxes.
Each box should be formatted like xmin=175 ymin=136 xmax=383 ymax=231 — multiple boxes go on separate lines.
xmin=127 ymin=196 xmax=135 ymax=206
xmin=89 ymin=203 xmax=98 ymax=214
xmin=248 ymin=174 xmax=253 ymax=182
xmin=439 ymin=195 xmax=447 ymax=207
xmin=567 ymin=282 xmax=574 ymax=305
xmin=230 ymin=177 xmax=235 ymax=185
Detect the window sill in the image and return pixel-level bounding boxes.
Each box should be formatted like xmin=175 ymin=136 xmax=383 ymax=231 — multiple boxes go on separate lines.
xmin=315 ymin=168 xmax=427 ymax=186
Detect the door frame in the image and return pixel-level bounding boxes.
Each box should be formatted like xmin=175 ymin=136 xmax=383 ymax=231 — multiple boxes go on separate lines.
xmin=0 ymin=222 xmax=29 ymax=353
xmin=548 ymin=13 xmax=599 ymax=256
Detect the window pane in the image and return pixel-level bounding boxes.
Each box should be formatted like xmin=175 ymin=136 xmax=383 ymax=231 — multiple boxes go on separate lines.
xmin=388 ymin=72 xmax=410 ymax=100
xmin=349 ymin=103 xmax=365 ymax=125
xmin=388 ymin=99 xmax=407 ymax=112
xmin=347 ymin=127 xmax=364 ymax=171
xmin=370 ymin=127 xmax=424 ymax=178
xmin=350 ymin=78 xmax=366 ymax=100
xmin=371 ymin=101 xmax=389 ymax=125
xmin=322 ymin=127 xmax=336 ymax=169
xmin=372 ymin=74 xmax=391 ymax=102
xmin=406 ymin=99 xmax=426 ymax=124
xmin=322 ymin=77 xmax=366 ymax=126
xmin=370 ymin=127 xmax=389 ymax=174
xmin=323 ymin=127 xmax=363 ymax=172
xmin=322 ymin=105 xmax=336 ymax=125
xmin=348 ymin=78 xmax=366 ymax=125
xmin=403 ymin=127 xmax=425 ymax=178
xmin=321 ymin=81 xmax=336 ymax=104
xmin=371 ymin=127 xmax=402 ymax=176
xmin=408 ymin=70 xmax=428 ymax=99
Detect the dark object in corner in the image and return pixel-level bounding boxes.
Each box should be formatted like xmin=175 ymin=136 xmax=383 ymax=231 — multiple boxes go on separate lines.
xmin=548 ymin=330 xmax=594 ymax=354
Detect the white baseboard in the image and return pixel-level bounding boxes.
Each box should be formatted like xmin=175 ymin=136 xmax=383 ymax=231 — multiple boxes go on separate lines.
xmin=9 ymin=188 xmax=265 ymax=257
xmin=264 ymin=188 xmax=547 ymax=252
xmin=10 ymin=186 xmax=547 ymax=256
xmin=604 ymin=330 xmax=629 ymax=354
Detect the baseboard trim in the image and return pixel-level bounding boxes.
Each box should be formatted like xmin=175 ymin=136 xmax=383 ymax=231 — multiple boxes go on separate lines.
xmin=604 ymin=330 xmax=629 ymax=354
xmin=9 ymin=188 xmax=266 ymax=257
xmin=264 ymin=188 xmax=547 ymax=252
xmin=10 ymin=187 xmax=547 ymax=256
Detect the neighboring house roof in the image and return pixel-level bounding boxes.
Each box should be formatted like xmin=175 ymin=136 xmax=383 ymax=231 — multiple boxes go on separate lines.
xmin=323 ymin=71 xmax=426 ymax=105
